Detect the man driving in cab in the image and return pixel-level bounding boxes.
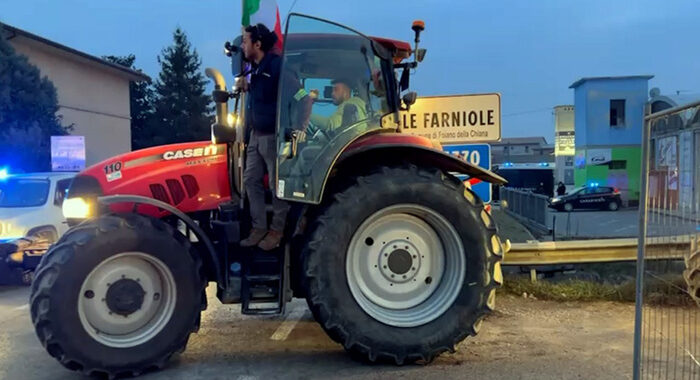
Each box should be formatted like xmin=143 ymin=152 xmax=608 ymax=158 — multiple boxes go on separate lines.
xmin=309 ymin=78 xmax=367 ymax=132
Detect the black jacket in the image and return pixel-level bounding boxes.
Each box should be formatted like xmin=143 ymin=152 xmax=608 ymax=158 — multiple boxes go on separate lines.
xmin=246 ymin=53 xmax=281 ymax=135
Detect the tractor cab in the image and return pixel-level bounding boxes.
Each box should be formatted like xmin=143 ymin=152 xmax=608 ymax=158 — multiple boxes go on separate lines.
xmin=276 ymin=14 xmax=398 ymax=203
xmin=215 ymin=14 xmax=424 ymax=204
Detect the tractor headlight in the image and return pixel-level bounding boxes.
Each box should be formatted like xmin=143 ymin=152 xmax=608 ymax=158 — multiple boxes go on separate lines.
xmin=62 ymin=197 xmax=92 ymax=219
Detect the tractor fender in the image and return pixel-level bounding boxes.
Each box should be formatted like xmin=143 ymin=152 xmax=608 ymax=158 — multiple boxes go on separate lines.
xmin=97 ymin=195 xmax=222 ymax=285
xmin=334 ymin=143 xmax=507 ymax=186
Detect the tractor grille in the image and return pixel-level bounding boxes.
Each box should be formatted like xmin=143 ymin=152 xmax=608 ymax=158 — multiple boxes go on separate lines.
xmin=181 ymin=175 xmax=200 ymax=198
xmin=149 ymin=184 xmax=171 ymax=204
xmin=150 ymin=176 xmax=200 ymax=206
xmin=166 ymin=179 xmax=186 ymax=205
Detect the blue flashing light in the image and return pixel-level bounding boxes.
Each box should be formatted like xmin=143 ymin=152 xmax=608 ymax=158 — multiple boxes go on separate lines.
xmin=588 ymin=182 xmax=600 ymax=187
xmin=539 ymin=162 xmax=549 ymax=167
xmin=0 ymin=168 xmax=8 ymax=180
xmin=0 ymin=236 xmax=23 ymax=244
xmin=503 ymin=162 xmax=513 ymax=167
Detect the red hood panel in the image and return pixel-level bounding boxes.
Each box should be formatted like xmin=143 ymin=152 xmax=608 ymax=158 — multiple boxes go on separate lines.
xmin=81 ymin=141 xmax=231 ymax=214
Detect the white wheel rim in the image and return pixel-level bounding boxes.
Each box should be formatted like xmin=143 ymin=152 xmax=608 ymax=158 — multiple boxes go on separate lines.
xmin=346 ymin=204 xmax=465 ymax=327
xmin=77 ymin=252 xmax=177 ymax=348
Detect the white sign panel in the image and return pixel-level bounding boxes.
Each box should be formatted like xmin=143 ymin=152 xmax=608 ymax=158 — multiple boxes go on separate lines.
xmin=586 ymin=148 xmax=612 ymax=165
xmin=51 ymin=136 xmax=85 ymax=172
xmin=679 ymin=131 xmax=693 ymax=206
xmin=398 ymin=94 xmax=501 ymax=143
xmin=656 ymin=136 xmax=677 ymax=168
xmin=555 ymin=131 xmax=575 ymax=156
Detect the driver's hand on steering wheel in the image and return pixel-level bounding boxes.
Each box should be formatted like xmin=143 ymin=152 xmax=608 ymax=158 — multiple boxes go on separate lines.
xmin=306 ymin=123 xmax=319 ymax=137
xmin=292 ymin=129 xmax=307 ymax=143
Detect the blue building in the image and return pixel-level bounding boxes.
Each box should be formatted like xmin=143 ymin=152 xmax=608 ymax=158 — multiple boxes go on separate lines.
xmin=569 ymin=75 xmax=653 ymax=204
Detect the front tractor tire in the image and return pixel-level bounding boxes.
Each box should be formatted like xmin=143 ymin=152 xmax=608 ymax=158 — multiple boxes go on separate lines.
xmin=30 ymin=214 xmax=206 ymax=378
xmin=303 ymin=165 xmax=504 ymax=364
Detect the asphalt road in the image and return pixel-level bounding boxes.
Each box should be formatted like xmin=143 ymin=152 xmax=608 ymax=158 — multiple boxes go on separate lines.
xmin=548 ymin=208 xmax=699 ymax=240
xmin=0 ymin=284 xmax=640 ymax=380
xmin=549 ymin=209 xmax=640 ymax=239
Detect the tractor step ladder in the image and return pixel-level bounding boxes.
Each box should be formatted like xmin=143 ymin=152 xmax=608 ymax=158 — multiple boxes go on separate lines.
xmin=241 ymin=246 xmax=288 ymax=315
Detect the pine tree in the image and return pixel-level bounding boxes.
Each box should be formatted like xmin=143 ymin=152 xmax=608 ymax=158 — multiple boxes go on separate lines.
xmin=102 ymin=54 xmax=155 ymax=150
xmin=0 ymin=24 xmax=71 ymax=172
xmin=151 ymin=28 xmax=212 ymax=146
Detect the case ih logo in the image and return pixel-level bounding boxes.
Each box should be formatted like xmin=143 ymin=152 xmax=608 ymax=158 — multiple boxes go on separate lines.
xmin=163 ymin=146 xmax=219 ymax=161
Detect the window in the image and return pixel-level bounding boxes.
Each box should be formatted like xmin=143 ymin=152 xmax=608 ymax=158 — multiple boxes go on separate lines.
xmin=0 ymin=178 xmax=50 ymax=208
xmin=276 ymin=14 xmax=392 ymax=203
xmin=608 ymin=160 xmax=627 ymax=170
xmin=564 ymin=169 xmax=574 ymax=184
xmin=610 ymin=99 xmax=626 ymax=127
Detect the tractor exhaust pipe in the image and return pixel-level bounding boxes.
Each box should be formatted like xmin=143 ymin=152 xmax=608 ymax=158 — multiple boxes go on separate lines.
xmin=205 ymin=68 xmax=229 ymax=127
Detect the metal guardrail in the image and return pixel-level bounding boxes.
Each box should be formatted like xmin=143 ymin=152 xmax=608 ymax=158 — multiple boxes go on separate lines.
xmin=499 ymin=187 xmax=551 ymax=230
xmin=504 ymin=235 xmax=695 ymax=266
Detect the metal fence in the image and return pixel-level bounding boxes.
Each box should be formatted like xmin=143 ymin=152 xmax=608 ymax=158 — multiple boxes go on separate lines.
xmin=634 ymin=101 xmax=700 ymax=379
xmin=499 ymin=187 xmax=550 ymax=230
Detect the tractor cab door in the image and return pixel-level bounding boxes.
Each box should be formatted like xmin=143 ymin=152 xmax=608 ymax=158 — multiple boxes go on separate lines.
xmin=276 ymin=14 xmax=393 ymax=204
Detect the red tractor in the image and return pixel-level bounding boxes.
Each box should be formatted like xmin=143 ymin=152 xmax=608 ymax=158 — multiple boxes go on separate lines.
xmin=30 ymin=14 xmax=507 ymax=377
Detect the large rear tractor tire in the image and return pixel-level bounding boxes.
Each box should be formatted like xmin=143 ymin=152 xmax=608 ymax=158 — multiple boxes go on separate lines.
xmin=303 ymin=165 xmax=504 ymax=364
xmin=685 ymin=250 xmax=700 ymax=306
xmin=30 ymin=214 xmax=206 ymax=378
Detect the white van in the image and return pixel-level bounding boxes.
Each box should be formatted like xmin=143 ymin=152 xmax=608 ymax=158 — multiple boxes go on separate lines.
xmin=0 ymin=172 xmax=76 ymax=243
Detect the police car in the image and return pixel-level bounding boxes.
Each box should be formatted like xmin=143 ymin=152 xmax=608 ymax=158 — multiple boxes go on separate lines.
xmin=549 ymin=184 xmax=622 ymax=212
xmin=0 ymin=171 xmax=75 ymax=284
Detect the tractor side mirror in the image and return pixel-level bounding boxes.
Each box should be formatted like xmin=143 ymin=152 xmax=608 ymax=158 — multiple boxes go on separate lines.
xmin=225 ymin=36 xmax=243 ymax=77
xmin=399 ymin=67 xmax=410 ymax=92
xmin=415 ymin=48 xmax=427 ymax=62
xmin=402 ymin=91 xmax=418 ymax=109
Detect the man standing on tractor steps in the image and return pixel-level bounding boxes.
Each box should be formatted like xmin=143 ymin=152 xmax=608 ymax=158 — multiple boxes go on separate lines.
xmin=237 ymin=23 xmax=290 ymax=251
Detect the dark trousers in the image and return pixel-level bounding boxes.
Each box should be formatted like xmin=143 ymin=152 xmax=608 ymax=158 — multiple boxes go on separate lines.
xmin=243 ymin=130 xmax=290 ymax=232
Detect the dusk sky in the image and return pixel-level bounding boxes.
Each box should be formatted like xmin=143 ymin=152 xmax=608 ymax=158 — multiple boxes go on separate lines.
xmin=3 ymin=0 xmax=699 ymax=142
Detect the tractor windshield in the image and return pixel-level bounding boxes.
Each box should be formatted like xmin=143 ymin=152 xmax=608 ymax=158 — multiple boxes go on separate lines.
xmin=276 ymin=14 xmax=393 ymax=203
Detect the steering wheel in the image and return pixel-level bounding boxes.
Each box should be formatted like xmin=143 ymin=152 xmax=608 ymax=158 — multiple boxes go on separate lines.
xmin=307 ymin=122 xmax=332 ymax=143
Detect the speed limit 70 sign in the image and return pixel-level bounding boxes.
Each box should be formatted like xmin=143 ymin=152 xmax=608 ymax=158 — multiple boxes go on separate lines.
xmin=442 ymin=143 xmax=492 ymax=203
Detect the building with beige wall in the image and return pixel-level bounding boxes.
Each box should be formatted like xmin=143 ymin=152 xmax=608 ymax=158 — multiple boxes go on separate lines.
xmin=2 ymin=24 xmax=150 ymax=167
xmin=554 ymin=105 xmax=575 ymax=187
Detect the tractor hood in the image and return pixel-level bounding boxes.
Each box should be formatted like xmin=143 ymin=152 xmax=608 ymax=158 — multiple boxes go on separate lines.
xmin=69 ymin=141 xmax=232 ymax=215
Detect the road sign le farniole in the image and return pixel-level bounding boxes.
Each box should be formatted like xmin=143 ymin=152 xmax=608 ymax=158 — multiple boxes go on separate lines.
xmin=397 ymin=93 xmax=501 ymax=144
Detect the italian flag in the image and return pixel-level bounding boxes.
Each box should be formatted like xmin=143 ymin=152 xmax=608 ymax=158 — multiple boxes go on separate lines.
xmin=242 ymin=0 xmax=284 ymax=51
